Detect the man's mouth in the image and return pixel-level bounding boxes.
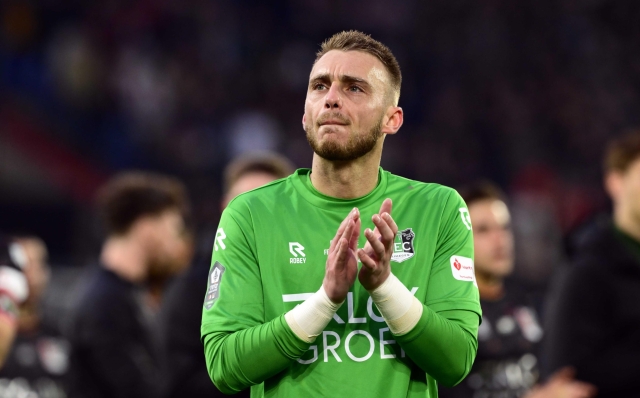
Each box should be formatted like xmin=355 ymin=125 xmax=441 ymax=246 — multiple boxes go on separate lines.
xmin=317 ymin=113 xmax=350 ymax=127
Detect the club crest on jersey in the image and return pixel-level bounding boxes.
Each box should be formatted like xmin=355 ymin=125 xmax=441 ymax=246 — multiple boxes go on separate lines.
xmin=204 ymin=262 xmax=225 ymax=310
xmin=391 ymin=228 xmax=415 ymax=263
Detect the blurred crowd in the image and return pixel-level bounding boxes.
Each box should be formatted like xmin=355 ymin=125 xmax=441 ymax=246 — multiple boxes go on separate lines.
xmin=3 ymin=0 xmax=640 ymax=270
xmin=1 ymin=0 xmax=640 ymax=397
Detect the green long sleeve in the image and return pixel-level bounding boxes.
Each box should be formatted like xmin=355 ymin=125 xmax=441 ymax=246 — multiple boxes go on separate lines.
xmin=203 ymin=314 xmax=309 ymax=394
xmin=201 ymin=176 xmax=482 ymax=397
xmin=395 ymin=307 xmax=479 ymax=387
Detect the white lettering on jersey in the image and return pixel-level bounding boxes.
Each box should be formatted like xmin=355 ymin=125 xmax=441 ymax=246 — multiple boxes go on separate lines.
xmin=289 ymin=242 xmax=307 ymax=264
xmin=344 ymin=330 xmax=375 ymax=362
xmin=297 ymin=345 xmax=318 ymax=364
xmin=347 ymin=292 xmax=366 ymax=323
xmin=284 ymin=287 xmax=417 ymax=364
xmin=214 ymin=228 xmax=226 ymax=251
xmin=450 ymin=255 xmax=477 ymax=286
xmin=323 ymin=331 xmax=342 ymax=362
xmin=379 ymin=328 xmax=396 ymax=359
xmin=289 ymin=242 xmax=305 ymax=257
xmin=459 ymin=208 xmax=472 ymax=230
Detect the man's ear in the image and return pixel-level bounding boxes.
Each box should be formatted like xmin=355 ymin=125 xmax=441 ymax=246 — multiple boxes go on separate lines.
xmin=604 ymin=171 xmax=622 ymax=202
xmin=381 ymin=106 xmax=403 ymax=136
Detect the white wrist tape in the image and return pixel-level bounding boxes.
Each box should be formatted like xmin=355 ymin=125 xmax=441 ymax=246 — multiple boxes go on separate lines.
xmin=369 ymin=273 xmax=423 ymax=336
xmin=285 ymin=286 xmax=343 ymax=343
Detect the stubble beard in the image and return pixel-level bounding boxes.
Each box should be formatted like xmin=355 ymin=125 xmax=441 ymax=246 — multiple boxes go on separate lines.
xmin=305 ymin=116 xmax=384 ymax=162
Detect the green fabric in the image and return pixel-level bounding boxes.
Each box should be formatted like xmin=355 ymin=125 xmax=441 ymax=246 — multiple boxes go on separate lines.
xmin=201 ymin=168 xmax=482 ymax=397
xmin=395 ymin=309 xmax=479 ymax=394
xmin=203 ymin=315 xmax=310 ymax=394
xmin=614 ymin=225 xmax=640 ymax=263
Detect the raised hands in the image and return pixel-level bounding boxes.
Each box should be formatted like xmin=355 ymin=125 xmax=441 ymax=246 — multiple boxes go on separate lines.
xmin=323 ymin=199 xmax=398 ymax=301
xmin=322 ymin=208 xmax=361 ymax=303
xmin=357 ymin=198 xmax=398 ymax=291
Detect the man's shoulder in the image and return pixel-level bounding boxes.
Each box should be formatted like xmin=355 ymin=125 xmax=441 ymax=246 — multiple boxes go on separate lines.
xmin=226 ymin=174 xmax=293 ymax=210
xmin=72 ymin=268 xmax=136 ymax=320
xmin=384 ymin=171 xmax=459 ymax=203
xmin=569 ymin=216 xmax=640 ymax=276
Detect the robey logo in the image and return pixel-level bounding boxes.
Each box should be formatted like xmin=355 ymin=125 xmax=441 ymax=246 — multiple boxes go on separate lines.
xmin=214 ymin=228 xmax=226 ymax=251
xmin=289 ymin=242 xmax=306 ymax=264
xmin=459 ymin=208 xmax=472 ymax=230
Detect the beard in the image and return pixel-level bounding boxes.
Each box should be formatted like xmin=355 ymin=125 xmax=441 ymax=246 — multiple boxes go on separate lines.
xmin=147 ymin=252 xmax=186 ymax=284
xmin=305 ymin=113 xmax=384 ymax=161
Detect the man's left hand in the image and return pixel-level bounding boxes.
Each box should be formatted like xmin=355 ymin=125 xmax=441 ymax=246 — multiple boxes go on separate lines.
xmin=357 ymin=198 xmax=398 ymax=290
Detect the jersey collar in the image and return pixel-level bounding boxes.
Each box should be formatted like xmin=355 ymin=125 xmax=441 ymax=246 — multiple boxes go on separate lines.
xmin=290 ymin=168 xmax=389 ymax=212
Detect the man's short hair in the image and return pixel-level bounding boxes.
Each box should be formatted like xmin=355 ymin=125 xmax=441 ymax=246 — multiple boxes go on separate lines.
xmin=97 ymin=172 xmax=189 ymax=235
xmin=223 ymin=152 xmax=295 ymax=195
xmin=604 ymin=130 xmax=640 ymax=174
xmin=315 ymin=30 xmax=402 ymax=103
xmin=458 ymin=181 xmax=507 ymax=207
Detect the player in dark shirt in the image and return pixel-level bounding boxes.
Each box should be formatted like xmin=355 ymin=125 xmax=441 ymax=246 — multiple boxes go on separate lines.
xmin=439 ymin=182 xmax=594 ymax=398
xmin=66 ymin=172 xmax=192 ymax=398
xmin=543 ymin=131 xmax=640 ymax=397
xmin=160 ymin=152 xmax=293 ymax=398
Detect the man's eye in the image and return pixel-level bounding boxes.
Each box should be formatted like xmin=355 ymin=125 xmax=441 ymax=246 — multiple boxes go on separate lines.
xmin=313 ymin=83 xmax=327 ymax=90
xmin=348 ymin=86 xmax=363 ymax=92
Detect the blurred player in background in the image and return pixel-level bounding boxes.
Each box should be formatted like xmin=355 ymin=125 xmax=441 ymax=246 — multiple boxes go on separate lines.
xmin=202 ymin=31 xmax=481 ymax=397
xmin=439 ymin=182 xmax=594 ymax=398
xmin=160 ymin=151 xmax=294 ymax=398
xmin=0 ymin=236 xmax=69 ymax=398
xmin=0 ymin=235 xmax=29 ymax=368
xmin=66 ymin=172 xmax=191 ymax=398
xmin=543 ymin=131 xmax=640 ymax=397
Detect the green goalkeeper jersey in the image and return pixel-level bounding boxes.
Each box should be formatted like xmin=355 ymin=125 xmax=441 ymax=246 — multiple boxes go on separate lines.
xmin=201 ymin=168 xmax=481 ymax=398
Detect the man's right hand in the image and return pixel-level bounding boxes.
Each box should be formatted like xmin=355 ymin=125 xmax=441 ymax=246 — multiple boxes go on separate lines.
xmin=323 ymin=208 xmax=360 ymax=303
xmin=524 ymin=368 xmax=596 ymax=398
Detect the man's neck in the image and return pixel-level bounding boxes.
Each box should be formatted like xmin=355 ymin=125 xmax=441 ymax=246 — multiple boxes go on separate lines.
xmin=614 ymin=207 xmax=640 ymax=244
xmin=476 ymin=272 xmax=505 ymax=301
xmin=310 ymin=143 xmax=383 ymax=199
xmin=100 ymin=236 xmax=147 ymax=284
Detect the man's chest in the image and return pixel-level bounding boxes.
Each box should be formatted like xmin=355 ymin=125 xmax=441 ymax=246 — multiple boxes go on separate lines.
xmin=251 ymin=206 xmax=438 ymax=312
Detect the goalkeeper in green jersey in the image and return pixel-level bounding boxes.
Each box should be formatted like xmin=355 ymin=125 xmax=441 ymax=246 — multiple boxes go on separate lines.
xmin=201 ymin=30 xmax=481 ymax=398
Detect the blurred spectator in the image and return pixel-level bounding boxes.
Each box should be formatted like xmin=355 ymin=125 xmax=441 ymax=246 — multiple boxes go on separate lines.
xmin=542 ymin=131 xmax=640 ymax=397
xmin=66 ymin=172 xmax=191 ymax=398
xmin=0 ymin=236 xmax=69 ymax=398
xmin=439 ymin=181 xmax=594 ymax=398
xmin=160 ymin=151 xmax=294 ymax=398
xmin=0 ymin=235 xmax=29 ymax=368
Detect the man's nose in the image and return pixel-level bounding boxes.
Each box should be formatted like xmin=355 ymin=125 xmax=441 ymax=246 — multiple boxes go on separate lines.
xmin=324 ymin=84 xmax=342 ymax=109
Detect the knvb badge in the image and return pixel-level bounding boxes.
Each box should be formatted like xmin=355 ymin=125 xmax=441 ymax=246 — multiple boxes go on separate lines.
xmin=204 ymin=262 xmax=225 ymax=310
xmin=391 ymin=228 xmax=415 ymax=263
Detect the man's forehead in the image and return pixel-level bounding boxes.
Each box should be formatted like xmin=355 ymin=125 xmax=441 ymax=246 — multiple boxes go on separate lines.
xmin=470 ymin=199 xmax=510 ymax=224
xmin=310 ymin=50 xmax=389 ymax=84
